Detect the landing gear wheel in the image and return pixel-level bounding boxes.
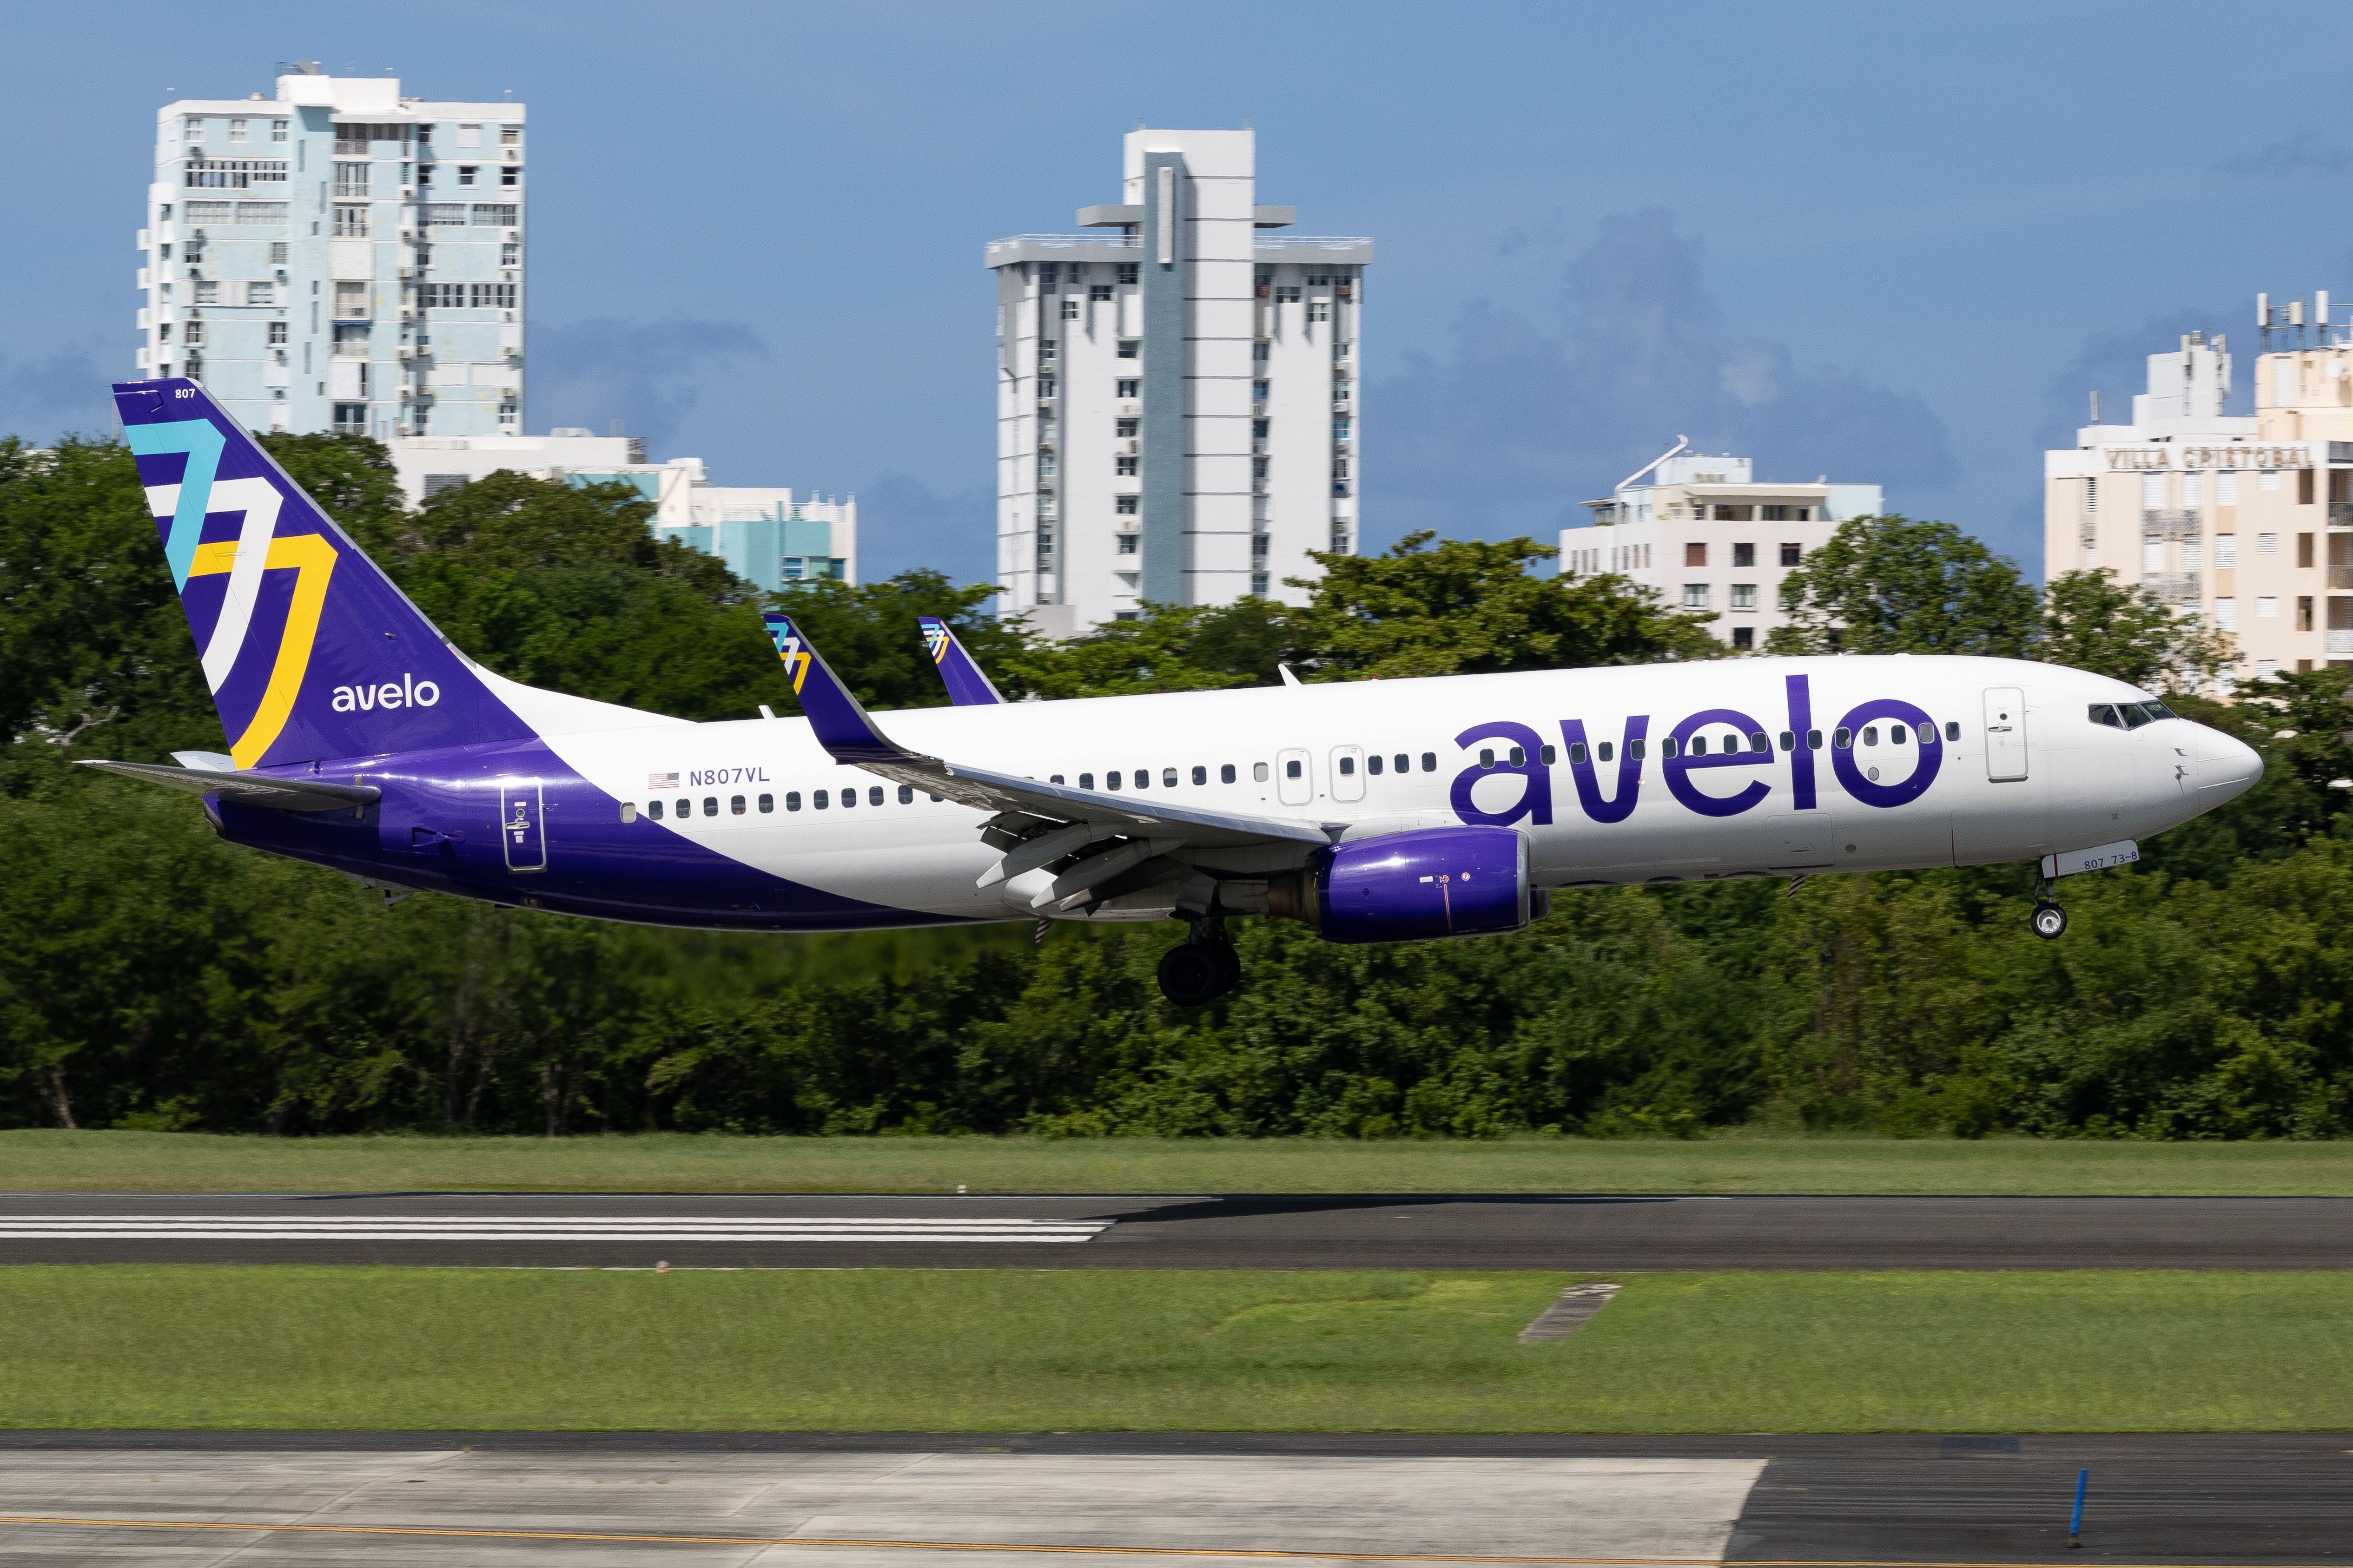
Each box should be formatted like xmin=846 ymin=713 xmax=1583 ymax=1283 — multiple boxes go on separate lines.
xmin=1157 ymin=932 xmax=1242 ymax=1007
xmin=2030 ymin=902 xmax=2069 ymax=941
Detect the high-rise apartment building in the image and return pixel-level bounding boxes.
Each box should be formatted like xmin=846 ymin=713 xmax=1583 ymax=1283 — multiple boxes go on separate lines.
xmin=2045 ymin=299 xmax=2353 ymax=680
xmin=138 ymin=65 xmax=523 ymax=440
xmin=988 ymin=129 xmax=1371 ymax=635
xmin=1563 ymin=445 xmax=1884 ymax=651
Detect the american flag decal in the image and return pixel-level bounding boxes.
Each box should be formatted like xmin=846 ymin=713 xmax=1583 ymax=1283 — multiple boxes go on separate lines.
xmin=648 ymin=772 xmax=679 ymax=789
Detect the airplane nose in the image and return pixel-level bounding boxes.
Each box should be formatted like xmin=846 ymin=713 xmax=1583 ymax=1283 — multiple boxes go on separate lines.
xmin=2193 ymin=726 xmax=2263 ymax=802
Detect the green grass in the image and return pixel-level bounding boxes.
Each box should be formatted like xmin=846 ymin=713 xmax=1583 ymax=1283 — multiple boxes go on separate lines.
xmin=4 ymin=1266 xmax=2352 ymax=1431
xmin=3 ymin=1129 xmax=2351 ymax=1195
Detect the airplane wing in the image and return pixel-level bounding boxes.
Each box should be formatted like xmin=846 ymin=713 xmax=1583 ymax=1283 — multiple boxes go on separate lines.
xmin=768 ymin=613 xmax=1334 ymax=911
xmin=75 ymin=759 xmax=382 ymax=812
xmin=919 ymin=616 xmax=1006 ymax=706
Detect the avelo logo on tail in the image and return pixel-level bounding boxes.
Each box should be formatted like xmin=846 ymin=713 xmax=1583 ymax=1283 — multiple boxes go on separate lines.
xmin=763 ymin=611 xmax=812 ymax=694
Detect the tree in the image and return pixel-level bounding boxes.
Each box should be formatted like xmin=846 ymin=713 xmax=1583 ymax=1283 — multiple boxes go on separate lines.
xmin=1767 ymin=515 xmax=2042 ymax=658
xmin=1010 ymin=598 xmax=1298 ymax=698
xmin=1292 ymin=531 xmax=1718 ymax=680
xmin=2038 ymin=568 xmax=2234 ymax=693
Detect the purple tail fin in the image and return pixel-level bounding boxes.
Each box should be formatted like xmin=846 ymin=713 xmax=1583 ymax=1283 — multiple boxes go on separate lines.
xmin=762 ymin=611 xmax=906 ymax=766
xmin=114 ymin=379 xmax=531 ymax=769
xmin=918 ymin=616 xmax=1005 ymax=706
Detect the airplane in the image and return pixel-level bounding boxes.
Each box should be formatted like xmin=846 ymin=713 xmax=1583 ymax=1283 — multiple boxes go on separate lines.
xmin=87 ymin=379 xmax=2263 ymax=1007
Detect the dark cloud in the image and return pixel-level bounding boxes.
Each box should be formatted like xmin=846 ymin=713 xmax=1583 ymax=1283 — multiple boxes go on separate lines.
xmin=855 ymin=473 xmax=998 ymax=586
xmin=528 ymin=317 xmax=766 ymax=450
xmin=1369 ymin=210 xmax=1956 ymax=547
xmin=0 ymin=345 xmax=112 ymax=444
xmin=2211 ymin=131 xmax=2353 ymax=177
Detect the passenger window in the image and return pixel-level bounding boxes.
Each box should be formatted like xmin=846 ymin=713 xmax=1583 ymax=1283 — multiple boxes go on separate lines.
xmin=869 ymin=786 xmax=885 ymax=805
xmin=730 ymin=795 xmax=746 ymax=815
xmin=1834 ymin=727 xmax=1852 ymax=749
xmin=703 ymin=796 xmax=718 ymax=816
xmin=839 ymin=789 xmax=856 ymax=809
xmin=1540 ymin=744 xmax=1556 ymax=764
xmin=1253 ymin=762 xmax=1269 ymax=781
xmin=813 ymin=790 xmax=829 ymax=809
xmin=1889 ymin=726 xmax=1908 ymax=747
xmin=1079 ymin=772 xmax=1094 ymax=789
xmin=1367 ymin=755 xmax=1384 ymax=775
xmin=898 ymin=785 xmax=914 ymax=803
xmin=1569 ymin=741 xmax=1589 ymax=764
xmin=1748 ymin=732 xmax=1766 ymax=752
xmin=1106 ymin=771 xmax=1122 ymax=791
xmin=1808 ymin=729 xmax=1824 ymax=750
xmin=1628 ymin=739 xmax=1646 ymax=761
xmin=1944 ymin=721 xmax=1960 ymax=741
xmin=1135 ymin=770 xmax=1150 ymax=789
xmin=1662 ymin=738 xmax=1680 ymax=759
xmin=758 ymin=793 xmax=773 ymax=813
xmin=1778 ymin=731 xmax=1793 ymax=751
xmin=1507 ymin=746 xmax=1525 ymax=766
xmin=648 ymin=800 xmax=664 ymax=821
xmin=620 ymin=802 xmax=638 ymax=824
xmin=786 ymin=792 xmax=801 ymax=811
xmin=1861 ymin=727 xmax=1877 ymax=747
xmin=1286 ymin=759 xmax=1303 ymax=778
xmin=1338 ymin=756 xmax=1355 ymax=776
xmin=1916 ymin=723 xmax=1933 ymax=744
xmin=1192 ymin=765 xmax=1207 ymax=785
xmin=1421 ymin=752 xmax=1437 ymax=771
xmin=676 ymin=796 xmax=690 ymax=816
xmin=1050 ymin=775 xmax=1064 ymax=784
xmin=1162 ymin=768 xmax=1177 ymax=787
xmin=1221 ymin=764 xmax=1236 ymax=783
xmin=1479 ymin=749 xmax=1495 ymax=769
xmin=1394 ymin=754 xmax=1409 ymax=774
xmin=1690 ymin=735 xmax=1707 ymax=757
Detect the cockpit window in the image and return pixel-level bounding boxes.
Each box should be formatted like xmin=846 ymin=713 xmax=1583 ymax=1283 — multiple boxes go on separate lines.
xmin=2091 ymin=700 xmax=2177 ymax=729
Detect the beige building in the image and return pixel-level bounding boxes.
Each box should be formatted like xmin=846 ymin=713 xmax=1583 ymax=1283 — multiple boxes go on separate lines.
xmin=2046 ymin=306 xmax=2353 ymax=681
xmin=1564 ymin=441 xmax=1883 ymax=651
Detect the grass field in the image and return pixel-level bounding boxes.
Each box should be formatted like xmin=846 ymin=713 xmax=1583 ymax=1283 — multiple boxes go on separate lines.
xmin=3 ymin=1266 xmax=2349 ymax=1432
xmin=2 ymin=1128 xmax=2350 ymax=1195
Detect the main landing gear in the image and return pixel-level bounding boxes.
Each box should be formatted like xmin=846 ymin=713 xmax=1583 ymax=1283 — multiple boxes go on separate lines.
xmin=1158 ymin=919 xmax=1242 ymax=1007
xmin=2029 ymin=867 xmax=2068 ymax=941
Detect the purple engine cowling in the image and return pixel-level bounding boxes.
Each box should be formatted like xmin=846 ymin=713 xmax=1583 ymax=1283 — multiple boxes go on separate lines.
xmin=1309 ymin=825 xmax=1533 ymax=944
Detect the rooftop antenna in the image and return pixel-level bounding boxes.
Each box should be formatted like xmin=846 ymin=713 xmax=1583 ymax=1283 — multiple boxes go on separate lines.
xmin=2321 ymin=290 xmax=2333 ymax=345
xmin=2090 ymin=389 xmax=2101 ymax=424
xmin=1614 ymin=434 xmax=1688 ymax=493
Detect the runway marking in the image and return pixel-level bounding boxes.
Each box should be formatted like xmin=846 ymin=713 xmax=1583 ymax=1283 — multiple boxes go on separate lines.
xmin=0 ymin=1518 xmax=2329 ymax=1568
xmin=0 ymin=1216 xmax=1112 ymax=1243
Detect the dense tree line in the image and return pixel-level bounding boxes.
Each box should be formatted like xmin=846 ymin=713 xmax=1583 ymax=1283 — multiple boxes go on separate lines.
xmin=2 ymin=432 xmax=2346 ymax=1137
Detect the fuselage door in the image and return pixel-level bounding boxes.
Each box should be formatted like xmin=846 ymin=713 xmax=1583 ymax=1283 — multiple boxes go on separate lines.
xmin=1276 ymin=747 xmax=1313 ymax=806
xmin=500 ymin=777 xmax=547 ymax=872
xmin=1983 ymin=687 xmax=2027 ymax=782
xmin=1329 ymin=744 xmax=1366 ymax=803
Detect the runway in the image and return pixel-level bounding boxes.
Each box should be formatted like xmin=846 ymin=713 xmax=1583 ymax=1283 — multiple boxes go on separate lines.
xmin=0 ymin=1192 xmax=2348 ymax=1269
xmin=0 ymin=1433 xmax=2346 ymax=1565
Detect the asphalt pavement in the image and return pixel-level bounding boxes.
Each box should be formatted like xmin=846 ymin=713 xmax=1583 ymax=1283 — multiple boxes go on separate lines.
xmin=0 ymin=1192 xmax=2347 ymax=1269
xmin=0 ymin=1432 xmax=2346 ymax=1564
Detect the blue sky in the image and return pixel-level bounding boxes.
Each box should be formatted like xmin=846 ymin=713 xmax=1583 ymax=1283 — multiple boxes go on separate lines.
xmin=7 ymin=0 xmax=2352 ymax=586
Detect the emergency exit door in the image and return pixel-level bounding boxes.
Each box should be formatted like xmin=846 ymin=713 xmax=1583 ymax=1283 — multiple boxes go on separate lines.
xmin=1983 ymin=688 xmax=2027 ymax=782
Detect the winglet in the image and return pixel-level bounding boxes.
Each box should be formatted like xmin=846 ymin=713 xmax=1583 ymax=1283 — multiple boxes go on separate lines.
xmin=763 ymin=611 xmax=910 ymax=766
xmin=919 ymin=616 xmax=1005 ymax=706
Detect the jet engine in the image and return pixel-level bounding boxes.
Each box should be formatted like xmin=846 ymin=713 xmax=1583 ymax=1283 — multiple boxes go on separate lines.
xmin=1267 ymin=825 xmax=1538 ymax=944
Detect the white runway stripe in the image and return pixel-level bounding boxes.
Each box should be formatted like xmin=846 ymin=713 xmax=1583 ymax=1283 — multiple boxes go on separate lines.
xmin=0 ymin=1216 xmax=1112 ymax=1243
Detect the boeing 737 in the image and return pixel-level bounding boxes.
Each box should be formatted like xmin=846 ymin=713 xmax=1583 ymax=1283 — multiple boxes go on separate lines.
xmin=89 ymin=380 xmax=2262 ymax=1005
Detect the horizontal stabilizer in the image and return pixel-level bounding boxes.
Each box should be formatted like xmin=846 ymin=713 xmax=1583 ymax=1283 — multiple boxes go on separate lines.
xmin=76 ymin=759 xmax=381 ymax=812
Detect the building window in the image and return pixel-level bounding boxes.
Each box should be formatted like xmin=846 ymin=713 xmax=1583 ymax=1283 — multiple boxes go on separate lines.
xmin=1090 ymin=284 xmax=1113 ymax=302
xmin=2299 ymin=533 xmax=2316 ymax=568
xmin=1116 ymin=264 xmax=1137 ymax=284
xmin=1117 ymin=535 xmax=1138 ymax=554
xmin=333 ymin=323 xmax=370 ymax=356
xmin=332 ymin=403 xmax=368 ymax=435
xmin=458 ymin=165 xmax=478 ymax=187
xmin=1330 ymin=457 xmax=1348 ymax=479
xmin=1276 ymin=286 xmax=1301 ymax=303
xmin=270 ymin=119 xmax=288 ymax=143
xmin=418 ymin=283 xmax=463 ymax=308
xmin=1116 ymin=455 xmax=1138 ymax=476
xmin=1683 ymin=584 xmax=1711 ymax=609
xmin=1780 ymin=543 xmax=1801 ymax=566
xmin=1038 ymin=453 xmax=1057 ymax=477
xmin=2216 ymin=533 xmax=2237 ymax=568
xmin=1254 ymin=456 xmax=1270 ymax=479
xmin=1037 ymin=377 xmax=1056 ymax=397
xmin=1115 ymin=378 xmax=1138 ymax=398
xmin=471 ymin=204 xmax=518 ymax=226
xmin=333 ymin=162 xmax=370 ymax=195
xmin=333 ymin=204 xmax=369 ymax=237
xmin=1332 ymin=415 xmax=1351 ymax=440
xmin=1732 ymin=542 xmax=1755 ymax=567
xmin=1685 ymin=541 xmax=1707 ymax=567
xmin=501 ymin=125 xmax=521 ymax=147
xmin=1308 ymin=300 xmax=1330 ymax=322
xmin=1731 ymin=584 xmax=1757 ymax=609
xmin=268 ymin=321 xmax=287 ymax=346
xmin=1251 ymin=573 xmax=1270 ymax=597
xmin=335 ymin=280 xmax=369 ymax=318
xmin=1116 ymin=494 xmax=1138 ymax=514
xmin=1333 ymin=378 xmax=1350 ymax=402
xmin=1117 ymin=340 xmax=1138 ymax=359
xmin=424 ymin=203 xmax=467 ymax=226
xmin=1731 ymin=626 xmax=1754 ymax=650
xmin=193 ymin=280 xmax=219 ymax=303
xmin=2214 ymin=597 xmax=2238 ymax=631
xmin=1116 ymin=418 xmax=1138 ymax=437
xmin=183 ymin=321 xmax=205 ymax=347
xmin=2259 ymin=533 xmax=2279 ymax=555
xmin=2257 ymin=596 xmax=2279 ymax=618
xmin=469 ymin=282 xmax=517 ymax=309
xmin=2219 ymin=472 xmax=2240 ymax=505
xmin=185 ymin=200 xmax=232 ymax=225
xmin=500 ymin=165 xmax=519 ymax=188
xmin=2298 ymin=595 xmax=2315 ymax=632
xmin=1060 ymin=297 xmax=1079 ymax=320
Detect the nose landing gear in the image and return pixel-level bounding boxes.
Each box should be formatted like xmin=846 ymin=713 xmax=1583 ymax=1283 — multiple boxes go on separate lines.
xmin=2029 ymin=867 xmax=2068 ymax=941
xmin=1157 ymin=920 xmax=1242 ymax=1006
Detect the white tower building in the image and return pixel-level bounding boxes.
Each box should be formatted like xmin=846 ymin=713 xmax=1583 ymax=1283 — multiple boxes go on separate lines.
xmin=987 ymin=129 xmax=1371 ymax=635
xmin=138 ymin=64 xmax=524 ymax=441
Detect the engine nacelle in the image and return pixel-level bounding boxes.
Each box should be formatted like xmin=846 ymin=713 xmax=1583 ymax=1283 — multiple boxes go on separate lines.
xmin=1268 ymin=826 xmax=1534 ymax=944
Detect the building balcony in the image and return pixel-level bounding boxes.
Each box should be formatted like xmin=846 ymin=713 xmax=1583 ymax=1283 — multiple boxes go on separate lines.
xmin=2141 ymin=508 xmax=2199 ymax=539
xmin=2331 ymin=629 xmax=2353 ymax=655
xmin=2331 ymin=502 xmax=2353 ymax=528
xmin=2330 ymin=567 xmax=2353 ymax=589
xmin=2140 ymin=570 xmax=2201 ymax=604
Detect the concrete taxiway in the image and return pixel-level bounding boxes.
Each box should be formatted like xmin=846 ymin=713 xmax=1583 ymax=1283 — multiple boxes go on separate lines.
xmin=0 ymin=1433 xmax=2347 ymax=1565
xmin=1 ymin=1192 xmax=2348 ymax=1269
